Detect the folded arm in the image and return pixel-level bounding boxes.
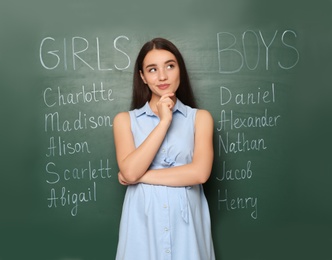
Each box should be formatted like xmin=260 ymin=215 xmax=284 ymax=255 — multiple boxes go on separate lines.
xmin=138 ymin=109 xmax=214 ymax=187
xmin=113 ymin=112 xmax=170 ymax=184
xmin=113 ymin=95 xmax=174 ymax=184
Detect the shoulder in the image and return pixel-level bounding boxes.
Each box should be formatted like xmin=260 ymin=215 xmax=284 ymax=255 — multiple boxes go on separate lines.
xmin=113 ymin=111 xmax=130 ymax=127
xmin=195 ymin=109 xmax=213 ymax=125
xmin=194 ymin=109 xmax=214 ymax=134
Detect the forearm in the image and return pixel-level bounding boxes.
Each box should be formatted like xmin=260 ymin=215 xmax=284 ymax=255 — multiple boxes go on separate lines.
xmin=138 ymin=162 xmax=212 ymax=187
xmin=119 ymin=120 xmax=170 ymax=183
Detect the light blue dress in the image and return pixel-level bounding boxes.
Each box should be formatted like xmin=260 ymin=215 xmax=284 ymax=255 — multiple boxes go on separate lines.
xmin=116 ymin=99 xmax=215 ymax=260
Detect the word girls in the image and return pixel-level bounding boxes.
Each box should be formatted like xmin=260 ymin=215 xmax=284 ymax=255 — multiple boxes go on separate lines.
xmin=39 ymin=35 xmax=131 ymax=71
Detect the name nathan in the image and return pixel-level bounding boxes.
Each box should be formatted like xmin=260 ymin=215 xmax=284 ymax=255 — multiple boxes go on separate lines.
xmin=219 ymin=132 xmax=267 ymax=155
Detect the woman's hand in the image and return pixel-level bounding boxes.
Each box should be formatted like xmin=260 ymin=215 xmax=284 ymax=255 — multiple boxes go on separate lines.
xmin=156 ymin=93 xmax=175 ymax=124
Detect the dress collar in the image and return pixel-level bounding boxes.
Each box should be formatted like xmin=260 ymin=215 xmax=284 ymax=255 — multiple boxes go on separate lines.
xmin=133 ymin=98 xmax=188 ymax=118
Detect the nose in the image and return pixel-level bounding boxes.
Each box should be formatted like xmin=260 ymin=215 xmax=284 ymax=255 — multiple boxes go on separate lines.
xmin=158 ymin=69 xmax=168 ymax=81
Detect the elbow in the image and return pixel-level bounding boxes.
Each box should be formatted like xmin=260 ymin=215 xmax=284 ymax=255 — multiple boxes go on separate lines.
xmin=192 ymin=170 xmax=211 ymax=185
xmin=197 ymin=172 xmax=211 ymax=184
xmin=120 ymin=169 xmax=142 ymax=184
xmin=195 ymin=165 xmax=213 ymax=184
xmin=125 ymin=176 xmax=140 ymax=184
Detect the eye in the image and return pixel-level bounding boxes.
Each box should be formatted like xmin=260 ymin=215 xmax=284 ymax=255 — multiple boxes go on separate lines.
xmin=148 ymin=68 xmax=157 ymax=73
xmin=166 ymin=63 xmax=175 ymax=69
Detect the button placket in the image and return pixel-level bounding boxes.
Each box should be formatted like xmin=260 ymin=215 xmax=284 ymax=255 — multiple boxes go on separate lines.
xmin=161 ymin=187 xmax=171 ymax=259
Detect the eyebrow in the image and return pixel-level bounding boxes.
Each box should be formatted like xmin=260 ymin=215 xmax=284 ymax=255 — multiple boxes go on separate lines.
xmin=144 ymin=59 xmax=177 ymax=69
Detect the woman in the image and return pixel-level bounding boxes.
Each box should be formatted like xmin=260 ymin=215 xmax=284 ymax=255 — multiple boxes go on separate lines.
xmin=113 ymin=38 xmax=215 ymax=259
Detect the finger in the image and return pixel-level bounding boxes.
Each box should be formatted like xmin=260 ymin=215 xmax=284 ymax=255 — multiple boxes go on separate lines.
xmin=160 ymin=95 xmax=174 ymax=107
xmin=160 ymin=92 xmax=174 ymax=101
xmin=157 ymin=100 xmax=174 ymax=110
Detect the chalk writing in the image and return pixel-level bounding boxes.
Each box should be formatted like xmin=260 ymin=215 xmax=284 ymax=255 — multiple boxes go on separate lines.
xmin=217 ymin=30 xmax=299 ymax=73
xmin=218 ymin=189 xmax=258 ymax=220
xmin=45 ymin=159 xmax=112 ymax=184
xmin=220 ymin=83 xmax=275 ymax=106
xmin=47 ymin=182 xmax=97 ymax=217
xmin=215 ymin=29 xmax=295 ymax=220
xmin=44 ymin=111 xmax=113 ymax=132
xmin=42 ymin=77 xmax=116 ymax=215
xmin=217 ymin=109 xmax=281 ymax=131
xmin=39 ymin=35 xmax=131 ymax=71
xmin=216 ymin=160 xmax=253 ymax=182
xmin=219 ymin=132 xmax=267 ymax=155
xmin=46 ymin=136 xmax=91 ymax=157
xmin=43 ymin=82 xmax=114 ymax=107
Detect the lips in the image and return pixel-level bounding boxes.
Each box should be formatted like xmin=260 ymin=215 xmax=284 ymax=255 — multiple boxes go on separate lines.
xmin=157 ymin=84 xmax=170 ymax=90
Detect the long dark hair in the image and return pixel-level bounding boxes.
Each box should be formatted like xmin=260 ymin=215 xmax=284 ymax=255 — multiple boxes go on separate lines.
xmin=130 ymin=37 xmax=197 ymax=110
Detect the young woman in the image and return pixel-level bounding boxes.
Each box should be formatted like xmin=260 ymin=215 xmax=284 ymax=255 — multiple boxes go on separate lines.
xmin=113 ymin=38 xmax=215 ymax=260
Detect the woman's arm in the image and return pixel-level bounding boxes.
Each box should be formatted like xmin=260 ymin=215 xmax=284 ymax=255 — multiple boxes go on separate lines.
xmin=138 ymin=109 xmax=214 ymax=187
xmin=113 ymin=94 xmax=174 ymax=184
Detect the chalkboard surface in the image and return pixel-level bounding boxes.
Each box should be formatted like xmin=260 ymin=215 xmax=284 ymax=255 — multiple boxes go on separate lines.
xmin=1 ymin=0 xmax=332 ymax=259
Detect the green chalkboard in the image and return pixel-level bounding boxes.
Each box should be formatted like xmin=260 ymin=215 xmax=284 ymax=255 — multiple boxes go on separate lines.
xmin=1 ymin=0 xmax=332 ymax=259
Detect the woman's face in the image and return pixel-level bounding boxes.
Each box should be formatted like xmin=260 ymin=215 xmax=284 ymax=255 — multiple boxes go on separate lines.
xmin=140 ymin=49 xmax=180 ymax=99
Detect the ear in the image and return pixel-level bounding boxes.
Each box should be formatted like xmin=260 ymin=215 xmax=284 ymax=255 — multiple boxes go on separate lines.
xmin=139 ymin=70 xmax=147 ymax=84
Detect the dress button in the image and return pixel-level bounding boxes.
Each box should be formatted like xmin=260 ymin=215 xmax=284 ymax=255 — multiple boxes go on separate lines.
xmin=164 ymin=227 xmax=169 ymax=231
xmin=165 ymin=249 xmax=170 ymax=253
xmin=163 ymin=204 xmax=168 ymax=208
xmin=162 ymin=148 xmax=165 ymax=153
